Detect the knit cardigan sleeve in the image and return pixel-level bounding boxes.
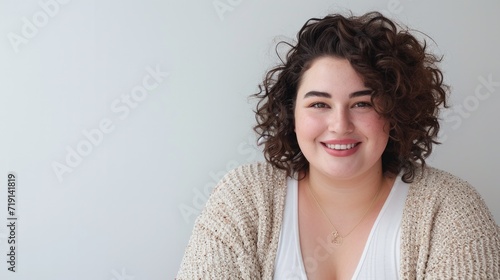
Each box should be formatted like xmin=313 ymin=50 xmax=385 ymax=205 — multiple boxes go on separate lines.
xmin=176 ymin=162 xmax=287 ymax=280
xmin=400 ymin=168 xmax=500 ymax=279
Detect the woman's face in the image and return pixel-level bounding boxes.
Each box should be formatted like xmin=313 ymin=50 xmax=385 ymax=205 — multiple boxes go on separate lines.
xmin=294 ymin=56 xmax=390 ymax=180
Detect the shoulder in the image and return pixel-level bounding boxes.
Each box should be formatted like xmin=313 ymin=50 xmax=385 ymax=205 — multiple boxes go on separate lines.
xmin=404 ymin=165 xmax=499 ymax=238
xmin=200 ymin=161 xmax=289 ymax=265
xmin=215 ymin=161 xmax=288 ymax=191
xmin=211 ymin=161 xmax=288 ymax=202
xmin=400 ymin=169 xmax=500 ymax=278
xmin=177 ymin=162 xmax=288 ymax=278
xmin=410 ymin=166 xmax=470 ymax=191
xmin=203 ymin=161 xmax=288 ymax=224
xmin=408 ymin=166 xmax=488 ymax=210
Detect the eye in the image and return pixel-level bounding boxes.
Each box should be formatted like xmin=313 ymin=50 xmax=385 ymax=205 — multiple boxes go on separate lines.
xmin=353 ymin=101 xmax=372 ymax=108
xmin=310 ymin=102 xmax=329 ymax=109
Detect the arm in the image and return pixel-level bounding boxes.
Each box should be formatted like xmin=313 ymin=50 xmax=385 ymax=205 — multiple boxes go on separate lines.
xmin=401 ymin=168 xmax=500 ymax=279
xmin=425 ymin=176 xmax=500 ymax=278
xmin=176 ymin=168 xmax=262 ymax=279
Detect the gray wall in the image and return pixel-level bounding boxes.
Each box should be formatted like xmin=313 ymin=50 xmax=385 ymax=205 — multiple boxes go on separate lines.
xmin=0 ymin=0 xmax=498 ymax=279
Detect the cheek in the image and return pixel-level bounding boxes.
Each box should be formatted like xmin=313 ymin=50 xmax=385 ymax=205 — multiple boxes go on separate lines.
xmin=294 ymin=112 xmax=324 ymax=138
xmin=356 ymin=115 xmax=390 ymax=141
xmin=361 ymin=113 xmax=389 ymax=130
xmin=370 ymin=118 xmax=391 ymax=144
xmin=372 ymin=118 xmax=390 ymax=132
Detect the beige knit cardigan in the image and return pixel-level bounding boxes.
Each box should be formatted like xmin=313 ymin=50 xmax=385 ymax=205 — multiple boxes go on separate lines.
xmin=177 ymin=162 xmax=500 ymax=279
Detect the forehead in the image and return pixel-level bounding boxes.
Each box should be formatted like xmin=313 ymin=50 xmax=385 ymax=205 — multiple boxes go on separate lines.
xmin=298 ymin=56 xmax=367 ymax=97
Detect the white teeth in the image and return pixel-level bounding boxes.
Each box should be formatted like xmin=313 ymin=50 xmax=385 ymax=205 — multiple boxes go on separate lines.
xmin=325 ymin=143 xmax=357 ymax=150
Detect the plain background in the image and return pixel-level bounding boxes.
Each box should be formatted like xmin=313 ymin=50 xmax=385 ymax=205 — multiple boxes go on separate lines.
xmin=0 ymin=0 xmax=499 ymax=279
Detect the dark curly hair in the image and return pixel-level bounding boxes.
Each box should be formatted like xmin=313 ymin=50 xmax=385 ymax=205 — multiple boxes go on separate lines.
xmin=253 ymin=11 xmax=448 ymax=183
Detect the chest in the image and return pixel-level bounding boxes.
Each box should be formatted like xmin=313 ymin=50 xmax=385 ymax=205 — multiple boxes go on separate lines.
xmin=298 ymin=204 xmax=379 ymax=279
xmin=273 ymin=177 xmax=409 ymax=279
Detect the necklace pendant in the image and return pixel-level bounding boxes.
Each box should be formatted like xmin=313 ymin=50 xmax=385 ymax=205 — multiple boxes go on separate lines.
xmin=328 ymin=231 xmax=343 ymax=247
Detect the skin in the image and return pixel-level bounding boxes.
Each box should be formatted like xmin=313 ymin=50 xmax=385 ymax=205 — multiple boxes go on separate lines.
xmin=294 ymin=56 xmax=395 ymax=279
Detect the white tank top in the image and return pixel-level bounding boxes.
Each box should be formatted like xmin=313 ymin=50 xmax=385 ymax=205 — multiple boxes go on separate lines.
xmin=273 ymin=175 xmax=409 ymax=279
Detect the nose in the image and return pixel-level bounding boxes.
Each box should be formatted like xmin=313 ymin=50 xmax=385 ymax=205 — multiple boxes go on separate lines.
xmin=328 ymin=108 xmax=354 ymax=134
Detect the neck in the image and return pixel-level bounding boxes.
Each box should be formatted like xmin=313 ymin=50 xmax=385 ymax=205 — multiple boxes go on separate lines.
xmin=303 ymin=166 xmax=391 ymax=213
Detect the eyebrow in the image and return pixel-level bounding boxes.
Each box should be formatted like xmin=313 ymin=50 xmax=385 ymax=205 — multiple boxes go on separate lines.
xmin=303 ymin=90 xmax=373 ymax=99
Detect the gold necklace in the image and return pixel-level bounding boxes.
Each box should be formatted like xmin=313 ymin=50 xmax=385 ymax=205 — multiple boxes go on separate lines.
xmin=307 ymin=181 xmax=383 ymax=247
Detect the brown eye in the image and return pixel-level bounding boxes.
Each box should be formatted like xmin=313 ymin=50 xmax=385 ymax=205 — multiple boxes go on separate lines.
xmin=353 ymin=102 xmax=372 ymax=108
xmin=311 ymin=102 xmax=328 ymax=108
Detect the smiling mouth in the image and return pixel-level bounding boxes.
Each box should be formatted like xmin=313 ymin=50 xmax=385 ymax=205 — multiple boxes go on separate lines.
xmin=324 ymin=143 xmax=360 ymax=150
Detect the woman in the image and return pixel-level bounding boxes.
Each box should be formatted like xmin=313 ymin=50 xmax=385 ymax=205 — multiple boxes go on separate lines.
xmin=177 ymin=12 xmax=500 ymax=279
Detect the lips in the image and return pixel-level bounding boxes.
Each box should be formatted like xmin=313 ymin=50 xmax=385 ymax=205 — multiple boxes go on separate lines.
xmin=324 ymin=143 xmax=359 ymax=150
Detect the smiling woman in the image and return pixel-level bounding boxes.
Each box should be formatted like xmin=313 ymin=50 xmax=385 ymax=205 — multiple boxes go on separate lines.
xmin=294 ymin=57 xmax=390 ymax=182
xmin=177 ymin=11 xmax=500 ymax=279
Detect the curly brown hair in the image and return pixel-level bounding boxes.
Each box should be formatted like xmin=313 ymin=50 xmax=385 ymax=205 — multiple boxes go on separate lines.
xmin=253 ymin=11 xmax=448 ymax=183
